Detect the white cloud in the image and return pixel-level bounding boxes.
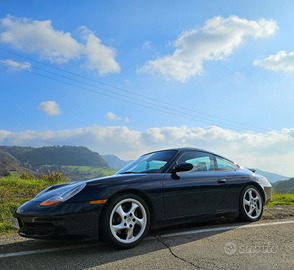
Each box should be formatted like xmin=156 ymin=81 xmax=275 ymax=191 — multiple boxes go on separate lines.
xmin=139 ymin=15 xmax=278 ymax=82
xmin=0 ymin=125 xmax=293 ymax=176
xmin=104 ymin=112 xmax=129 ymax=122
xmin=0 ymin=15 xmax=120 ymax=75
xmin=105 ymin=112 xmax=122 ymax=121
xmin=253 ymin=51 xmax=294 ymax=72
xmin=0 ymin=15 xmax=83 ymax=63
xmin=38 ymin=101 xmax=61 ymax=116
xmin=0 ymin=59 xmax=31 ymax=71
xmin=143 ymin=41 xmax=151 ymax=49
xmin=80 ymin=27 xmax=121 ymax=75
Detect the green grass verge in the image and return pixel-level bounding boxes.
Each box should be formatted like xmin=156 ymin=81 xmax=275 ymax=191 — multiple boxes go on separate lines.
xmin=0 ymin=176 xmax=66 ymax=235
xmin=267 ymin=193 xmax=294 ymax=206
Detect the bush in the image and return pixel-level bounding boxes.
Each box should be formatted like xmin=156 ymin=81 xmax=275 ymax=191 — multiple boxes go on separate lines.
xmin=40 ymin=170 xmax=67 ymax=185
xmin=20 ymin=172 xmax=35 ymax=180
xmin=20 ymin=170 xmax=67 ymax=184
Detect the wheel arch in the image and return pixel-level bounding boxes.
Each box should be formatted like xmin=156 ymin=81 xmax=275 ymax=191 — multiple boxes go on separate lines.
xmin=241 ymin=182 xmax=266 ymax=204
xmin=238 ymin=182 xmax=265 ymax=222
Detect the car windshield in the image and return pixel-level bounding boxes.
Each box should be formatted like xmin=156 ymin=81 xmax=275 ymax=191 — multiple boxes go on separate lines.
xmin=117 ymin=150 xmax=177 ymax=174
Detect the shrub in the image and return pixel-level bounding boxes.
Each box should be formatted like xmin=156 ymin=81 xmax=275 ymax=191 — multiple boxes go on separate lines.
xmin=20 ymin=172 xmax=35 ymax=180
xmin=40 ymin=170 xmax=67 ymax=185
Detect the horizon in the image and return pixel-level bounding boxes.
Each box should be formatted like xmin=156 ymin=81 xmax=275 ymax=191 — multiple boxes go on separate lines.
xmin=1 ymin=0 xmax=294 ymax=176
xmin=0 ymin=144 xmax=292 ymax=178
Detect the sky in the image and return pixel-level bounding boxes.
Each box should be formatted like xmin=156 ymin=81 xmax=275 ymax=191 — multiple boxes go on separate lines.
xmin=0 ymin=0 xmax=294 ymax=176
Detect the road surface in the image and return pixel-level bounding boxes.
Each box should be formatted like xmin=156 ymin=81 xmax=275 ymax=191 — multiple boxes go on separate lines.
xmin=1 ymin=218 xmax=294 ymax=269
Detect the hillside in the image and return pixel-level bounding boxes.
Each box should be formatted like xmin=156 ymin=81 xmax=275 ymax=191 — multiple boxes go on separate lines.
xmin=0 ymin=157 xmax=39 ymax=177
xmin=0 ymin=145 xmax=112 ymax=181
xmin=272 ymin=178 xmax=294 ymax=194
xmin=0 ymin=145 xmax=109 ymax=170
xmin=102 ymin=154 xmax=133 ymax=170
xmin=255 ymin=169 xmax=289 ymax=183
xmin=0 ymin=149 xmax=20 ymax=164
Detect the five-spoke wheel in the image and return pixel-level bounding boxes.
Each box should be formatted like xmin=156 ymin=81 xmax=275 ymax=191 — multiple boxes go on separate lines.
xmin=239 ymin=185 xmax=263 ymax=221
xmin=101 ymin=194 xmax=150 ymax=249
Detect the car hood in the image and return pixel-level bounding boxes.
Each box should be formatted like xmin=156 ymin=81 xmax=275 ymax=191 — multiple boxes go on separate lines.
xmin=31 ymin=173 xmax=162 ymax=203
xmin=31 ymin=181 xmax=85 ymax=202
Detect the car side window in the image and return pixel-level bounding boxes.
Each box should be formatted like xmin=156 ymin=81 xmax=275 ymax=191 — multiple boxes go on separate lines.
xmin=215 ymin=156 xmax=239 ymax=171
xmin=177 ymin=151 xmax=215 ymax=172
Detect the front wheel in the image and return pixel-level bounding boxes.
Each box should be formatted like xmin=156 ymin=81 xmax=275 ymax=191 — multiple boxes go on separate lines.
xmin=101 ymin=194 xmax=150 ymax=249
xmin=239 ymin=185 xmax=263 ymax=222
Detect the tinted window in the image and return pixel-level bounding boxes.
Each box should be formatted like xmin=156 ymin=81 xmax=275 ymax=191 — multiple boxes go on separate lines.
xmin=117 ymin=150 xmax=177 ymax=174
xmin=215 ymin=157 xmax=239 ymax=171
xmin=177 ymin=151 xmax=215 ymax=172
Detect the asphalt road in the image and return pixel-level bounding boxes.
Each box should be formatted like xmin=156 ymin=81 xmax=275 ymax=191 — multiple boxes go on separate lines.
xmin=1 ymin=218 xmax=294 ymax=270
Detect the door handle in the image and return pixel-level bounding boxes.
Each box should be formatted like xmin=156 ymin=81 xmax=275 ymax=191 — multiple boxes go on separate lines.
xmin=218 ymin=179 xmax=227 ymax=184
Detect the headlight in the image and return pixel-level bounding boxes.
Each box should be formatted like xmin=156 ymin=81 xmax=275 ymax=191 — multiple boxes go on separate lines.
xmin=39 ymin=182 xmax=86 ymax=206
xmin=35 ymin=182 xmax=82 ymax=198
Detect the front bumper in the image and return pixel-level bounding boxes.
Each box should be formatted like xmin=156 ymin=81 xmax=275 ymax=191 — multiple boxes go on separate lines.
xmin=13 ymin=200 xmax=104 ymax=240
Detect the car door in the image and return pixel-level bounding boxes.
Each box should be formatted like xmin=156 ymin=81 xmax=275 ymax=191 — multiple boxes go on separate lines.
xmin=163 ymin=151 xmax=227 ymax=218
xmin=213 ymin=156 xmax=244 ymax=211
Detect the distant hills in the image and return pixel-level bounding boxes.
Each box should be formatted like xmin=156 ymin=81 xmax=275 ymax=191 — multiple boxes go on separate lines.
xmin=254 ymin=169 xmax=289 ymax=183
xmin=0 ymin=145 xmax=109 ymax=169
xmin=0 ymin=145 xmax=113 ymax=181
xmin=102 ymin=154 xmax=133 ymax=170
xmin=0 ymin=157 xmax=38 ymax=177
xmin=272 ymin=178 xmax=294 ymax=194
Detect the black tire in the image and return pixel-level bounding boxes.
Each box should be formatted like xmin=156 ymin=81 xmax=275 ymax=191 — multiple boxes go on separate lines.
xmin=239 ymin=185 xmax=263 ymax=222
xmin=100 ymin=193 xmax=150 ymax=249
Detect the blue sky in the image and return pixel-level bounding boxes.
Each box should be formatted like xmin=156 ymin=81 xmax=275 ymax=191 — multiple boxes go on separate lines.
xmin=0 ymin=0 xmax=294 ymax=176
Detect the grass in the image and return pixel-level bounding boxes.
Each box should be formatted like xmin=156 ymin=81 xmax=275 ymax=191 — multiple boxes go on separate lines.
xmin=267 ymin=193 xmax=294 ymax=206
xmin=0 ymin=176 xmax=66 ymax=235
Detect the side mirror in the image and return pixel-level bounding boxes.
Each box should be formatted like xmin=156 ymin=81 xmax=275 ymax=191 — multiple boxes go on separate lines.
xmin=173 ymin=162 xmax=193 ymax=173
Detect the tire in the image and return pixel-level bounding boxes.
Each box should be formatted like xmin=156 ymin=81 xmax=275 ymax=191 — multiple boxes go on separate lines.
xmin=100 ymin=194 xmax=150 ymax=249
xmin=239 ymin=185 xmax=263 ymax=222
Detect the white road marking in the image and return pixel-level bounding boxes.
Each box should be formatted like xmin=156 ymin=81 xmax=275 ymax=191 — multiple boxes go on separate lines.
xmin=154 ymin=219 xmax=294 ymax=238
xmin=1 ymin=219 xmax=294 ymax=258
xmin=0 ymin=243 xmax=100 ymax=258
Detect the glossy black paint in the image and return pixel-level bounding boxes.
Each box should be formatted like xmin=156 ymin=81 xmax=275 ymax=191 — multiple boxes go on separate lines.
xmin=13 ymin=147 xmax=272 ymax=240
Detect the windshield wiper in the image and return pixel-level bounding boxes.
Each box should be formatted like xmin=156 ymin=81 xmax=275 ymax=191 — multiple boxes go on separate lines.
xmin=119 ymin=171 xmax=137 ymax=174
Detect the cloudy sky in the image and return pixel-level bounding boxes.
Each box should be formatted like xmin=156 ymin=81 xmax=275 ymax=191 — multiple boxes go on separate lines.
xmin=0 ymin=0 xmax=294 ymax=176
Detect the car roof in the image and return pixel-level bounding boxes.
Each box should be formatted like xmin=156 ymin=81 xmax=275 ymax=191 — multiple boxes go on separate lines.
xmin=144 ymin=147 xmax=218 ymax=156
xmin=142 ymin=147 xmax=237 ymax=163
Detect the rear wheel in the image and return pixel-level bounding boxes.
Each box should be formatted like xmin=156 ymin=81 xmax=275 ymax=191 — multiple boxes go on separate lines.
xmin=239 ymin=185 xmax=263 ymax=221
xmin=101 ymin=194 xmax=150 ymax=249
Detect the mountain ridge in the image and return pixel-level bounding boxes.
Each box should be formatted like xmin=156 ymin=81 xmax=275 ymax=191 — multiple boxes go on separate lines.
xmin=0 ymin=145 xmax=109 ymax=169
xmin=101 ymin=154 xmax=133 ymax=170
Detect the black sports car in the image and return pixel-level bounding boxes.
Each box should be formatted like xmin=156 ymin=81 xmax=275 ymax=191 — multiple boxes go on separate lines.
xmin=12 ymin=148 xmax=272 ymax=249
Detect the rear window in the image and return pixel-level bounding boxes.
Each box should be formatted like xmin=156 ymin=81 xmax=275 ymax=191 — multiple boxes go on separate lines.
xmin=215 ymin=156 xmax=239 ymax=171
